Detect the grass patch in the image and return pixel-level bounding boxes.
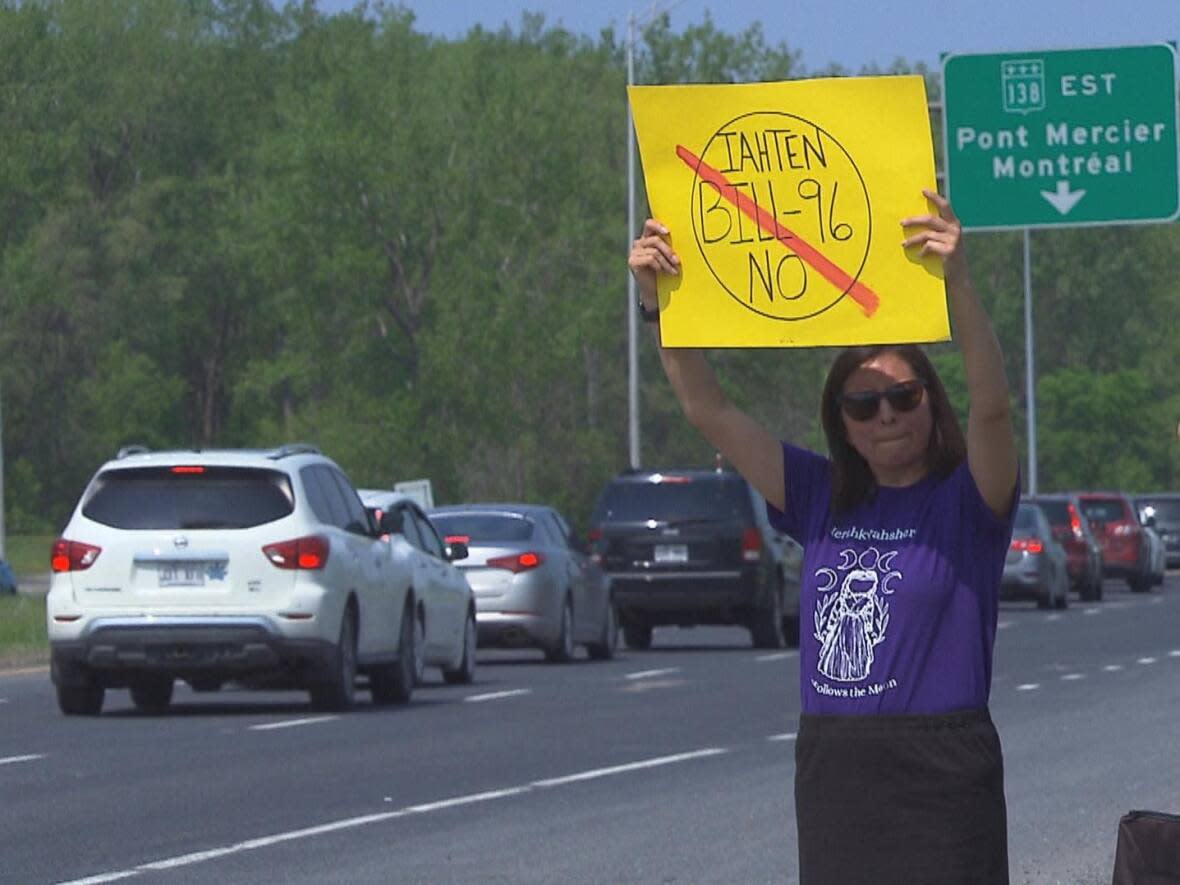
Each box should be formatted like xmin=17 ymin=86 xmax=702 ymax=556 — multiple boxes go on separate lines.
xmin=0 ymin=593 xmax=48 ymax=668
xmin=5 ymin=533 xmax=55 ymax=576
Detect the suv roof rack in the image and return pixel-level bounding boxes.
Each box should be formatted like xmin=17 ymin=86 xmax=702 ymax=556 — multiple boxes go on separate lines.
xmin=115 ymin=444 xmax=150 ymax=459
xmin=268 ymin=443 xmax=321 ymax=460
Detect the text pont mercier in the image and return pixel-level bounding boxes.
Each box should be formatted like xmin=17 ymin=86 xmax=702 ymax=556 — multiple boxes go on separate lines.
xmin=954 ymin=117 xmax=1169 ymax=180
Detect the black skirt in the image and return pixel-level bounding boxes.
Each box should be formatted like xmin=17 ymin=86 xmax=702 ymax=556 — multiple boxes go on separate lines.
xmin=795 ymin=708 xmax=1009 ymax=885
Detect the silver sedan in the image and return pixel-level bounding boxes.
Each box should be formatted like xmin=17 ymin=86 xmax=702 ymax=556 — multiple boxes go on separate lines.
xmin=1002 ymin=502 xmax=1070 ymax=610
xmin=429 ymin=504 xmax=618 ymax=662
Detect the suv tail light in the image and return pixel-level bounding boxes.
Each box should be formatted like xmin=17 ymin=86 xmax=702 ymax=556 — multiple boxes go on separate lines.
xmin=1011 ymin=538 xmax=1044 ymax=554
xmin=741 ymin=527 xmax=762 ymax=562
xmin=487 ymin=552 xmax=545 ymax=573
xmin=51 ymin=539 xmax=102 ymax=572
xmin=263 ymin=535 xmax=330 ymax=570
xmin=1067 ymin=504 xmax=1084 ymax=541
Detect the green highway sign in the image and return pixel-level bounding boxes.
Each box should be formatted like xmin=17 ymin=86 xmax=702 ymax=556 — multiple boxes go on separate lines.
xmin=942 ymin=44 xmax=1180 ymax=230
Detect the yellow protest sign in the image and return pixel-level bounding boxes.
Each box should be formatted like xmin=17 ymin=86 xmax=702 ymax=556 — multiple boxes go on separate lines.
xmin=629 ymin=76 xmax=948 ymax=347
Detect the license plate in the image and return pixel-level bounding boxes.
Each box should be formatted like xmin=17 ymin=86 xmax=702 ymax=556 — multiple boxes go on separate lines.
xmin=654 ymin=544 xmax=688 ymax=564
xmin=158 ymin=563 xmax=206 ymax=587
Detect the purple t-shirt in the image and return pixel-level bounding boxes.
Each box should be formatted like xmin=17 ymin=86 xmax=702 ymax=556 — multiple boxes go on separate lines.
xmin=768 ymin=443 xmax=1017 ymax=715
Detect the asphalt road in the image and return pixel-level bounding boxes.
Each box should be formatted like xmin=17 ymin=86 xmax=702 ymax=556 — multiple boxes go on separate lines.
xmin=2 ymin=575 xmax=1178 ymax=885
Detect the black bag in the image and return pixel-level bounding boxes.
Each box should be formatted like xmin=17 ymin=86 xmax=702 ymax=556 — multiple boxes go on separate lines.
xmin=1112 ymin=810 xmax=1180 ymax=885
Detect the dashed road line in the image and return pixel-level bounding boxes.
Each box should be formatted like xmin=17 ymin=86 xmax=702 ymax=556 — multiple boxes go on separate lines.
xmin=0 ymin=753 xmax=45 ymax=766
xmin=1137 ymin=657 xmax=1158 ymax=665
xmin=1103 ymin=664 xmax=1124 ymax=672
xmin=1082 ymin=608 xmax=1101 ymax=615
xmin=1016 ymin=683 xmax=1041 ymax=691
xmin=755 ymin=652 xmax=797 ymax=662
xmin=625 ymin=668 xmax=681 ymax=681
xmin=1061 ymin=673 xmax=1085 ymax=681
xmin=768 ymin=732 xmax=797 ymax=742
xmin=463 ymin=689 xmax=531 ymax=703
xmin=1170 ymin=650 xmax=1180 ymax=658
xmin=54 ymin=747 xmax=729 ymax=885
xmin=249 ymin=716 xmax=338 ymax=732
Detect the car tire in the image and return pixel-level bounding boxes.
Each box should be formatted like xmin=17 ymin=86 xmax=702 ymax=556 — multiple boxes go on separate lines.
xmin=310 ymin=606 xmax=358 ymax=711
xmin=1053 ymin=571 xmax=1069 ymax=610
xmin=1080 ymin=567 xmax=1100 ymax=602
xmin=57 ymin=683 xmax=104 ymax=716
xmin=442 ymin=609 xmax=477 ymax=685
xmin=130 ymin=676 xmax=174 ymax=711
xmin=1128 ymin=574 xmax=1151 ymax=593
xmin=622 ymin=621 xmax=653 ymax=650
xmin=544 ymin=597 xmax=576 ymax=663
xmin=783 ymin=613 xmax=801 ymax=649
xmin=586 ymin=599 xmax=619 ymax=661
xmin=371 ymin=600 xmax=417 ymax=705
xmin=750 ymin=579 xmax=786 ymax=649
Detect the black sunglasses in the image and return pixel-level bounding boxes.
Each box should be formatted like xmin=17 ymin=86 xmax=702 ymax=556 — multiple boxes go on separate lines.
xmin=839 ymin=378 xmax=927 ymax=422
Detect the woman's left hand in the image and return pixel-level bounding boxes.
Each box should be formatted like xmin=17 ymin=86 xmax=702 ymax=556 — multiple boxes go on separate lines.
xmin=901 ymin=189 xmax=968 ymax=284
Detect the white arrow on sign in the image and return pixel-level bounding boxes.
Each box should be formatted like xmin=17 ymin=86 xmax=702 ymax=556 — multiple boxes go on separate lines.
xmin=1040 ymin=180 xmax=1086 ymax=215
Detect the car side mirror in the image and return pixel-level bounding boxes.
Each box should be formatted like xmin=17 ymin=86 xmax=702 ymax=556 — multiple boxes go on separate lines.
xmin=446 ymin=540 xmax=469 ymax=562
xmin=378 ymin=509 xmax=404 ymax=536
xmin=1144 ymin=514 xmax=1157 ymax=529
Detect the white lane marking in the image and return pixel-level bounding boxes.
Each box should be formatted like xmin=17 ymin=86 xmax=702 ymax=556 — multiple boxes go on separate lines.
xmin=463 ymin=689 xmax=531 ymax=703
xmin=249 ymin=716 xmax=338 ymax=732
xmin=768 ymin=732 xmax=797 ymax=742
xmin=997 ymin=620 xmax=1014 ymax=630
xmin=531 ymin=748 xmax=726 ymax=788
xmin=1138 ymin=657 xmax=1158 ymax=665
xmin=755 ymin=652 xmax=796 ymax=662
xmin=1083 ymin=607 xmax=1101 ymax=615
xmin=55 ymin=747 xmax=728 ymax=884
xmin=1046 ymin=614 xmax=1062 ymax=622
xmin=1169 ymin=650 xmax=1180 ymax=658
xmin=1016 ymin=683 xmax=1041 ymax=691
xmin=0 ymin=754 xmax=44 ymax=766
xmin=1103 ymin=664 xmax=1124 ymax=672
xmin=625 ymin=668 xmax=681 ymax=681
xmin=0 ymin=698 xmax=8 ymax=704
xmin=1061 ymin=673 xmax=1085 ymax=681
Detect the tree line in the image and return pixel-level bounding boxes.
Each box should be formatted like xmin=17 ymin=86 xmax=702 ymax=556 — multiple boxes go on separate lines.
xmin=2 ymin=0 xmax=1178 ymax=537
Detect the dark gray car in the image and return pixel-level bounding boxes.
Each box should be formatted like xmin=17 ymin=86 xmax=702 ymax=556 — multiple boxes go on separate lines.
xmin=1002 ymin=502 xmax=1070 ymax=609
xmin=588 ymin=468 xmax=803 ymax=650
xmin=1134 ymin=493 xmax=1180 ymax=569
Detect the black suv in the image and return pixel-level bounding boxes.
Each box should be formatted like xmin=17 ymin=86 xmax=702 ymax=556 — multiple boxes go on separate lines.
xmin=588 ymin=468 xmax=803 ymax=650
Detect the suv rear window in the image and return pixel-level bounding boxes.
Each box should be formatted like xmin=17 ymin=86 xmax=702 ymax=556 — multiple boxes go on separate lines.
xmin=1078 ymin=498 xmax=1128 ymax=523
xmin=82 ymin=467 xmax=294 ymax=530
xmin=431 ymin=513 xmax=535 ymax=542
xmin=1014 ymin=505 xmax=1040 ymax=531
xmin=593 ymin=475 xmax=753 ymax=523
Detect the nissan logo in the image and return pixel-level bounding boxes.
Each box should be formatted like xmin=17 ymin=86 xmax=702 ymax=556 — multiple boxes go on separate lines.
xmin=173 ymin=536 xmax=189 ymax=549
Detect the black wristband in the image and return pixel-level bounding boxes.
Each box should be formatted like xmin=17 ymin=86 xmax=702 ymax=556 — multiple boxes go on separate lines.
xmin=637 ymin=298 xmax=660 ymax=323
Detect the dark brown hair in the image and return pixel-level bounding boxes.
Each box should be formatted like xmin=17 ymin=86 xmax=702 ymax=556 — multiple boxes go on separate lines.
xmin=820 ymin=345 xmax=966 ymax=514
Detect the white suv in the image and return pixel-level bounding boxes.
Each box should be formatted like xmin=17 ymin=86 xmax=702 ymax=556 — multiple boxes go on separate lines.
xmin=47 ymin=444 xmax=418 ymax=715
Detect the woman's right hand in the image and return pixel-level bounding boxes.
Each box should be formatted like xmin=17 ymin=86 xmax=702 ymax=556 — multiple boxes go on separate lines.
xmin=628 ymin=218 xmax=680 ymax=308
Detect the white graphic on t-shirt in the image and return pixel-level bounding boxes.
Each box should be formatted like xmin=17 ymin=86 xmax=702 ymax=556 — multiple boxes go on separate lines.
xmin=812 ymin=547 xmax=900 ymax=682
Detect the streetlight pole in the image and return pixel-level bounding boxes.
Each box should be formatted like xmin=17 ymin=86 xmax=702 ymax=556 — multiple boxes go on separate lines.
xmin=626 ymin=0 xmax=685 ymax=470
xmin=626 ymin=11 xmax=640 ymax=469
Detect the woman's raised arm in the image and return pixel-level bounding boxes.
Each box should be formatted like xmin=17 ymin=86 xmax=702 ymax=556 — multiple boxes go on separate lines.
xmin=629 ymin=219 xmax=786 ymax=511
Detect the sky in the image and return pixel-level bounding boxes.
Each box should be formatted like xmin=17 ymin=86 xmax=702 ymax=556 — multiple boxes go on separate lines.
xmin=316 ymin=1 xmax=1179 ymax=74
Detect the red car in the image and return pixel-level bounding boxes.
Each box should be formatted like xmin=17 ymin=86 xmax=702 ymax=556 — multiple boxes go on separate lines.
xmin=1075 ymin=492 xmax=1153 ymax=592
xmin=1028 ymin=494 xmax=1104 ymax=601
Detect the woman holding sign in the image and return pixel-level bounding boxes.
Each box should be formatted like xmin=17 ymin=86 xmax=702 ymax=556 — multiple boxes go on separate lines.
xmin=628 ymin=189 xmax=1017 ymax=885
